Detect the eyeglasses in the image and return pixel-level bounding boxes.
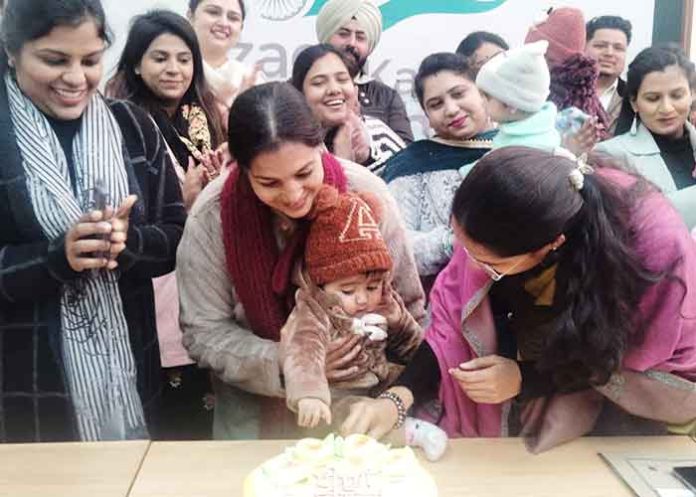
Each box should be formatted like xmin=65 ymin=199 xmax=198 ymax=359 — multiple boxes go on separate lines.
xmin=462 ymin=246 xmax=526 ymax=282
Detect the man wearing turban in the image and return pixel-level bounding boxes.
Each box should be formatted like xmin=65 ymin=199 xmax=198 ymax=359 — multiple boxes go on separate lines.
xmin=316 ymin=0 xmax=414 ymax=143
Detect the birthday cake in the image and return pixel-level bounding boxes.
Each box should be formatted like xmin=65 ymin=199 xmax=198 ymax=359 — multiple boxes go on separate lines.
xmin=243 ymin=434 xmax=438 ymax=497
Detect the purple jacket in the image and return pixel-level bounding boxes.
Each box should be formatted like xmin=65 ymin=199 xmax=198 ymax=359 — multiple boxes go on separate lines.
xmin=426 ymin=170 xmax=696 ymax=449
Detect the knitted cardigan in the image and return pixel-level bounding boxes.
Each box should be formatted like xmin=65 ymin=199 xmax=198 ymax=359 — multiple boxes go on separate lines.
xmin=0 ymin=90 xmax=186 ymax=442
xmin=383 ymin=135 xmax=494 ymax=276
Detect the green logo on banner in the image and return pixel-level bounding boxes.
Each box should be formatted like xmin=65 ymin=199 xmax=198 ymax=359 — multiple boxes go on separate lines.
xmin=304 ymin=0 xmax=508 ymax=29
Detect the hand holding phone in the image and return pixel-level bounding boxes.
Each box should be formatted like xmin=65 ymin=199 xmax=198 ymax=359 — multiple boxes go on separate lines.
xmin=87 ymin=180 xmax=111 ymax=262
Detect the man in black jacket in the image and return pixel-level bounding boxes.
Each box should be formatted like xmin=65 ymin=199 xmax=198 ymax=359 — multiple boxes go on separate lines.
xmin=316 ymin=0 xmax=414 ymax=143
xmin=585 ymin=15 xmax=632 ymax=136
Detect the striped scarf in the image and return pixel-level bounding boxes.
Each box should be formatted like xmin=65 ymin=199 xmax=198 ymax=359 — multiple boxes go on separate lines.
xmin=5 ymin=75 xmax=147 ymax=441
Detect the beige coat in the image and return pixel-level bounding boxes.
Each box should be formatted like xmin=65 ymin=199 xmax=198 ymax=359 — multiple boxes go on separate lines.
xmin=177 ymin=159 xmax=425 ymax=439
xmin=603 ymin=78 xmax=625 ymax=137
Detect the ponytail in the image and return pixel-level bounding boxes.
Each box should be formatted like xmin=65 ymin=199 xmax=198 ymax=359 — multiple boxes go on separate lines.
xmin=538 ymin=167 xmax=670 ymax=389
xmin=452 ymin=147 xmax=673 ymax=391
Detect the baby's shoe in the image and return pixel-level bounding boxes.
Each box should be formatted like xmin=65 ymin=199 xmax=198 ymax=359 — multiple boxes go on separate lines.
xmin=404 ymin=416 xmax=448 ymax=462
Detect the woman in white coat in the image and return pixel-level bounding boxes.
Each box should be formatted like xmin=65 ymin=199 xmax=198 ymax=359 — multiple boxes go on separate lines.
xmin=596 ymin=45 xmax=696 ymax=229
xmin=188 ymin=0 xmax=261 ymax=126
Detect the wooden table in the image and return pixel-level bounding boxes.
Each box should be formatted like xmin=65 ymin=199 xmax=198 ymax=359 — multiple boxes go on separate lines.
xmin=0 ymin=440 xmax=149 ymax=497
xmin=129 ymin=436 xmax=695 ymax=497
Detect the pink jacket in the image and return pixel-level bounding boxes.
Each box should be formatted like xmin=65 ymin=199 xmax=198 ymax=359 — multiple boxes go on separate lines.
xmin=426 ymin=173 xmax=696 ymax=447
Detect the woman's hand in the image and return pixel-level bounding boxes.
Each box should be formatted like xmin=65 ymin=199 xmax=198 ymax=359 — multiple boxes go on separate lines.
xmin=104 ymin=195 xmax=137 ymax=269
xmin=562 ymin=116 xmax=603 ymax=156
xmin=331 ymin=121 xmax=356 ymax=162
xmin=65 ymin=195 xmax=137 ymax=272
xmin=65 ymin=210 xmax=114 ymax=272
xmin=239 ymin=64 xmax=261 ymax=96
xmin=297 ymin=398 xmax=332 ymax=428
xmin=347 ymin=112 xmax=371 ymax=164
xmin=450 ymin=355 xmax=521 ymax=404
xmin=200 ymin=147 xmax=227 ymax=182
xmin=340 ymin=387 xmax=413 ymax=439
xmin=183 ymin=157 xmax=207 ymax=211
xmin=217 ymin=64 xmax=261 ymax=128
xmin=215 ymin=142 xmax=233 ymax=168
xmin=331 ymin=113 xmax=371 ymax=164
xmin=325 ymin=334 xmax=364 ymax=382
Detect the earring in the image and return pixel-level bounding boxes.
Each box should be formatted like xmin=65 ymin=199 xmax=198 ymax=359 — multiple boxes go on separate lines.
xmin=630 ymin=115 xmax=638 ymax=135
xmin=134 ymin=68 xmax=140 ymax=76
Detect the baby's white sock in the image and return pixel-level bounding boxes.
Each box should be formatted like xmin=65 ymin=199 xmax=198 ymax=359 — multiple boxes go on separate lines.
xmin=404 ymin=416 xmax=448 ymax=462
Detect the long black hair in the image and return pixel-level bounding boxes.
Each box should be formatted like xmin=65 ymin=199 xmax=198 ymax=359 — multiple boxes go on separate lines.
xmin=615 ymin=45 xmax=695 ymax=136
xmin=1 ymin=0 xmax=111 ymax=72
xmin=227 ymin=82 xmax=323 ymax=170
xmin=106 ymin=9 xmax=223 ymax=148
xmin=451 ymin=147 xmax=671 ymax=389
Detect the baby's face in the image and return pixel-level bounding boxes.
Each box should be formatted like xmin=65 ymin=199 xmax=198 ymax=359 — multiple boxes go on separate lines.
xmin=323 ymin=272 xmax=385 ymax=317
xmin=482 ymin=92 xmax=517 ymax=123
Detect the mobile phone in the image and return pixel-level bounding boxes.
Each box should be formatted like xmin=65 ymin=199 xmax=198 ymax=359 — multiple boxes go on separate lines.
xmin=674 ymin=465 xmax=696 ymax=493
xmin=85 ymin=180 xmax=110 ymax=264
xmin=93 ymin=180 xmax=108 ymax=213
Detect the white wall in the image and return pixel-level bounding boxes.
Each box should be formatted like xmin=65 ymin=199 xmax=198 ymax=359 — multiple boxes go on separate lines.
xmin=101 ymin=0 xmax=655 ymax=137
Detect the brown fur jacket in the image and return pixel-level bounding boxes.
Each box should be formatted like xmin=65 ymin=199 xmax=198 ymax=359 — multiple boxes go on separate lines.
xmin=280 ymin=266 xmax=423 ymax=412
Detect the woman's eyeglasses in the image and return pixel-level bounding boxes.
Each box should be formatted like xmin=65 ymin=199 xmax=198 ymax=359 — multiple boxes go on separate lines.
xmin=462 ymin=246 xmax=526 ymax=282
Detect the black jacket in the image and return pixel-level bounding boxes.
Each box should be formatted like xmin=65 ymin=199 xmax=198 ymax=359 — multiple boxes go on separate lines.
xmin=0 ymin=88 xmax=186 ymax=442
xmin=357 ymin=79 xmax=414 ymax=144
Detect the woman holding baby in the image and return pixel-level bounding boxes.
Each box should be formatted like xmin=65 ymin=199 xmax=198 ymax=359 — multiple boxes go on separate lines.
xmin=176 ymin=81 xmax=425 ymax=440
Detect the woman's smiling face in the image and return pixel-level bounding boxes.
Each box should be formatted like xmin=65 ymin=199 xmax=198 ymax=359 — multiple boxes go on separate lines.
xmin=422 ymin=70 xmax=489 ymax=140
xmin=12 ymin=19 xmax=106 ymax=120
xmin=302 ymin=53 xmax=355 ymax=129
xmin=189 ymin=0 xmax=243 ymax=60
xmin=247 ymin=141 xmax=325 ymax=219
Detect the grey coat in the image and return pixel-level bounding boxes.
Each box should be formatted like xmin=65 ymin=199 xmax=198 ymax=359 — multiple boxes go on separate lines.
xmin=595 ymin=122 xmax=696 ymax=229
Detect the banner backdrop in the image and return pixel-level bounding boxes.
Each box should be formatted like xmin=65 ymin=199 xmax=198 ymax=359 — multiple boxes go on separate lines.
xmin=102 ymin=0 xmax=655 ymax=138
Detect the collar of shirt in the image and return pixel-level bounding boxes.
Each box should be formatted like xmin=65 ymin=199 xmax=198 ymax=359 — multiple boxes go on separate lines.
xmin=599 ymin=79 xmax=619 ymax=111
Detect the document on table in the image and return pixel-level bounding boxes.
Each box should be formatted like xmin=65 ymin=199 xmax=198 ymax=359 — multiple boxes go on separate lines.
xmin=600 ymin=453 xmax=696 ymax=497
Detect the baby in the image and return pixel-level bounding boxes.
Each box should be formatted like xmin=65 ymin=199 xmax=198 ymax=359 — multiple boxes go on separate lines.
xmin=476 ymin=40 xmax=562 ymax=151
xmin=280 ymin=185 xmax=447 ymax=461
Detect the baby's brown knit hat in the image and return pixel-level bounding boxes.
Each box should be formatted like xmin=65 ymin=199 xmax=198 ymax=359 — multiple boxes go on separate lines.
xmin=305 ymin=185 xmax=393 ymax=285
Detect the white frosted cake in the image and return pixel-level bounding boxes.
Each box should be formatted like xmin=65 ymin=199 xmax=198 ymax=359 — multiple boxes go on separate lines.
xmin=243 ymin=434 xmax=438 ymax=497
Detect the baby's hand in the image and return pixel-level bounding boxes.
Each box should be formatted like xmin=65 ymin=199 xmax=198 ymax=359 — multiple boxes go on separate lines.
xmin=297 ymin=398 xmax=332 ymax=428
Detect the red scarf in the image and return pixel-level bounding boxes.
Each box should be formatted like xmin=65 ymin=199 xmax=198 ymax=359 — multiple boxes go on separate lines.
xmin=220 ymin=152 xmax=348 ymax=342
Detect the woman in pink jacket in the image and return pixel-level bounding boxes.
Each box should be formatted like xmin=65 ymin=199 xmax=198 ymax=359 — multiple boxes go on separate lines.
xmin=343 ymin=146 xmax=696 ymax=451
